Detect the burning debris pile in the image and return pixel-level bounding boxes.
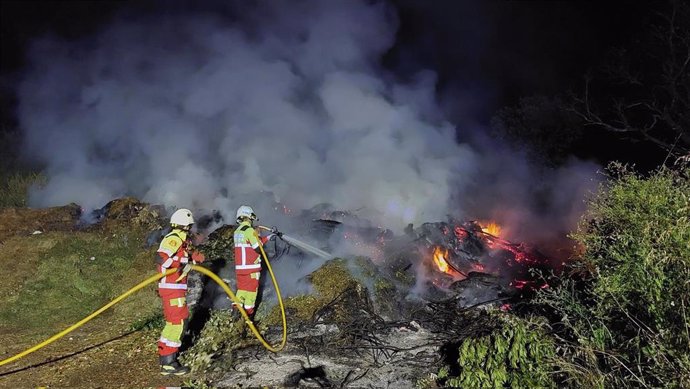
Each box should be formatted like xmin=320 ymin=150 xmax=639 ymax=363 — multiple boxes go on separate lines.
xmin=298 ymin=212 xmax=556 ymax=308
xmin=410 ymin=219 xmax=553 ymax=297
xmin=176 ymin=209 xmax=565 ymax=386
xmin=186 ymin=206 xmax=561 ymax=323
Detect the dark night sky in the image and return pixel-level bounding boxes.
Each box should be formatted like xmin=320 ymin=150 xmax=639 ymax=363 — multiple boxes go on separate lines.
xmin=0 ymin=0 xmax=668 ymax=168
xmin=390 ymin=1 xmax=656 ymax=108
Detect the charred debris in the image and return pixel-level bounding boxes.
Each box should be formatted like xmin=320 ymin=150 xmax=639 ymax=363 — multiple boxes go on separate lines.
xmin=84 ymin=199 xmax=563 ymax=386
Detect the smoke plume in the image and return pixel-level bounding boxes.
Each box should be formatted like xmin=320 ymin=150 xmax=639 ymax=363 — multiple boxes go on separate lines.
xmin=19 ymin=0 xmax=476 ymax=228
xmin=18 ymin=0 xmax=598 ymax=251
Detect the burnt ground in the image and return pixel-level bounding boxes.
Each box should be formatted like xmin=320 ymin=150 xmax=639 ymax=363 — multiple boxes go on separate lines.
xmin=212 ymin=301 xmax=498 ymax=388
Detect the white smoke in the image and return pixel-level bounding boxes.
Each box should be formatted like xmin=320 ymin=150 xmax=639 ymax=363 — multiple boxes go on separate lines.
xmin=17 ymin=0 xmax=599 ymax=254
xmin=18 ymin=0 xmax=476 ymax=229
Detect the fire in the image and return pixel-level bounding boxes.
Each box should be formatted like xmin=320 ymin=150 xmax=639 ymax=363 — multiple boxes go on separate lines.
xmin=425 ymin=219 xmax=553 ymax=293
xmin=480 ymin=221 xmax=502 ymax=236
xmin=433 ymin=246 xmax=452 ymax=274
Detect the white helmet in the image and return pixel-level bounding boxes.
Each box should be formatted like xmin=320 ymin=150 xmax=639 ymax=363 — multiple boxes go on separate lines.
xmin=236 ymin=205 xmax=257 ymax=222
xmin=170 ymin=208 xmax=195 ymax=227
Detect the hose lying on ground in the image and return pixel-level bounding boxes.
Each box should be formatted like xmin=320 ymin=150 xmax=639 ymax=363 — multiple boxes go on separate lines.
xmin=0 ymin=248 xmax=287 ymax=369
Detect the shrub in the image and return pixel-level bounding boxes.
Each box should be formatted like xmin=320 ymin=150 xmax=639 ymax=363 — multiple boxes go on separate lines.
xmin=437 ymin=314 xmax=557 ymax=389
xmin=538 ymin=164 xmax=690 ymax=388
xmin=180 ymin=310 xmax=243 ymax=373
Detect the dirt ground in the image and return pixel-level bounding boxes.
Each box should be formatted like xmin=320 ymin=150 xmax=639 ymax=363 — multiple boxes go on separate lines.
xmin=0 ymin=317 xmax=195 ymax=388
xmin=0 ymin=320 xmax=199 ymax=388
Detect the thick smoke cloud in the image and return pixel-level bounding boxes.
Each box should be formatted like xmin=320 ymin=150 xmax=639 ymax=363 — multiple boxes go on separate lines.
xmin=18 ymin=0 xmax=476 ymax=229
xmin=17 ymin=0 xmax=598 ymax=254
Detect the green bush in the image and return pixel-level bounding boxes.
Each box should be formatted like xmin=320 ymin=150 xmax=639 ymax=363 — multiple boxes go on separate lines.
xmin=181 ymin=310 xmax=244 ymax=373
xmin=436 ymin=314 xmax=556 ymax=389
xmin=538 ymin=164 xmax=690 ymax=388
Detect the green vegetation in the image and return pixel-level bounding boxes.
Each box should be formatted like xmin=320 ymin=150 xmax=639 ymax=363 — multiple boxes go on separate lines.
xmin=0 ymin=227 xmax=158 ymax=333
xmin=264 ymin=258 xmax=360 ymax=325
xmin=130 ymin=311 xmax=165 ymax=331
xmin=181 ymin=310 xmax=243 ymax=373
xmin=0 ymin=171 xmax=45 ymax=208
xmin=199 ymin=225 xmax=236 ymax=260
xmin=537 ymin=165 xmax=690 ymax=388
xmin=429 ymin=314 xmax=556 ymax=389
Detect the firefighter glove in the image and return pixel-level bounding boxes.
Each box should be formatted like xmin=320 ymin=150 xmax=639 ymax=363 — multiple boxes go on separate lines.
xmin=191 ymin=251 xmax=206 ymax=263
xmin=175 ymin=264 xmax=192 ymax=282
xmin=270 ymin=226 xmax=283 ymax=237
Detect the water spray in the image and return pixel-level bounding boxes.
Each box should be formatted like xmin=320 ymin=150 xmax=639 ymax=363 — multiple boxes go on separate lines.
xmin=258 ymin=226 xmax=334 ymax=261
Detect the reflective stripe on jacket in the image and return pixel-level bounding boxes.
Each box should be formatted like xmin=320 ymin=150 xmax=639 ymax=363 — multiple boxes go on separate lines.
xmin=233 ymin=221 xmax=267 ymax=274
xmin=156 ymin=229 xmax=189 ymax=290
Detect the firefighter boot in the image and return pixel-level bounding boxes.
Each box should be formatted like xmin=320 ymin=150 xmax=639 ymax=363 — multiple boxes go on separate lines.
xmin=159 ymin=353 xmax=190 ymax=376
xmin=230 ymin=303 xmax=241 ymax=320
xmin=239 ymin=307 xmax=256 ymax=339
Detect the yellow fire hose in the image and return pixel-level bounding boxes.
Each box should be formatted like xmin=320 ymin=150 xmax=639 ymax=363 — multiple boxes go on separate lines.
xmin=0 ymin=244 xmax=287 ymax=368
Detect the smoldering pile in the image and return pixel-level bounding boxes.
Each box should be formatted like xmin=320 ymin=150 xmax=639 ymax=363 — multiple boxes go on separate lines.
xmin=280 ymin=208 xmax=555 ymax=306
xmin=180 ymin=207 xmax=562 ymax=387
xmin=182 ymin=202 xmax=559 ymax=315
xmin=76 ymin=198 xmax=563 ymax=386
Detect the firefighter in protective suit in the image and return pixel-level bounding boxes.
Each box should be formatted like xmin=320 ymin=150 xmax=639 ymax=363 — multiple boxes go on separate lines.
xmin=233 ymin=205 xmax=279 ymax=318
xmin=156 ymin=208 xmax=205 ymax=375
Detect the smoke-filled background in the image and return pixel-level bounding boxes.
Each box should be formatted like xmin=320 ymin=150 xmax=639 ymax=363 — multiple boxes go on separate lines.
xmin=16 ymin=0 xmax=599 ymax=250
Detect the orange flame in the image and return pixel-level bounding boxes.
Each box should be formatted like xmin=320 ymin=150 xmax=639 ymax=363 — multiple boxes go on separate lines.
xmin=480 ymin=221 xmax=502 ymax=236
xmin=433 ymin=246 xmax=452 ymax=274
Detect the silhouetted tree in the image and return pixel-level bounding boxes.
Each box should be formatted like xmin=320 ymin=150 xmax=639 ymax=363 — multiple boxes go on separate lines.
xmin=572 ymin=0 xmax=690 ymax=161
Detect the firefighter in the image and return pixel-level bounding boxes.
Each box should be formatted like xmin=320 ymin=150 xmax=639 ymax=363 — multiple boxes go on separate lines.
xmin=233 ymin=205 xmax=279 ymax=318
xmin=156 ymin=208 xmax=205 ymax=375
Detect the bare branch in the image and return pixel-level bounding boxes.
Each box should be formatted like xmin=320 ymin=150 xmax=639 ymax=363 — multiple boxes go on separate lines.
xmin=570 ymin=1 xmax=690 ymax=158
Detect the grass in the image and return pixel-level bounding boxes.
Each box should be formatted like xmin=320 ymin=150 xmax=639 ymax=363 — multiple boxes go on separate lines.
xmin=0 ymin=196 xmax=192 ymax=387
xmin=0 ymin=226 xmax=159 ymax=334
xmin=0 ymin=171 xmax=46 ymax=208
xmin=130 ymin=311 xmax=166 ymax=331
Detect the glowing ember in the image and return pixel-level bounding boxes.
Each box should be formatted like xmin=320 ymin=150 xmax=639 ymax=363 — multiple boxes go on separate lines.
xmin=425 ymin=220 xmax=552 ymax=293
xmin=432 ymin=246 xmax=452 ymax=274
xmin=480 ymin=221 xmax=502 ymax=236
xmin=274 ymin=204 xmax=293 ymax=215
xmin=454 ymin=226 xmax=468 ymax=239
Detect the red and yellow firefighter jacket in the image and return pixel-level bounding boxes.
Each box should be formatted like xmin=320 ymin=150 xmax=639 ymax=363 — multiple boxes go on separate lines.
xmin=233 ymin=221 xmax=269 ymax=275
xmin=156 ymin=229 xmax=191 ymax=293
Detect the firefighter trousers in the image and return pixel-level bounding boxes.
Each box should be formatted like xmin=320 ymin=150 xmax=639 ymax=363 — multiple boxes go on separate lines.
xmin=158 ymin=289 xmax=189 ymax=356
xmin=235 ymin=271 xmax=260 ymax=315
